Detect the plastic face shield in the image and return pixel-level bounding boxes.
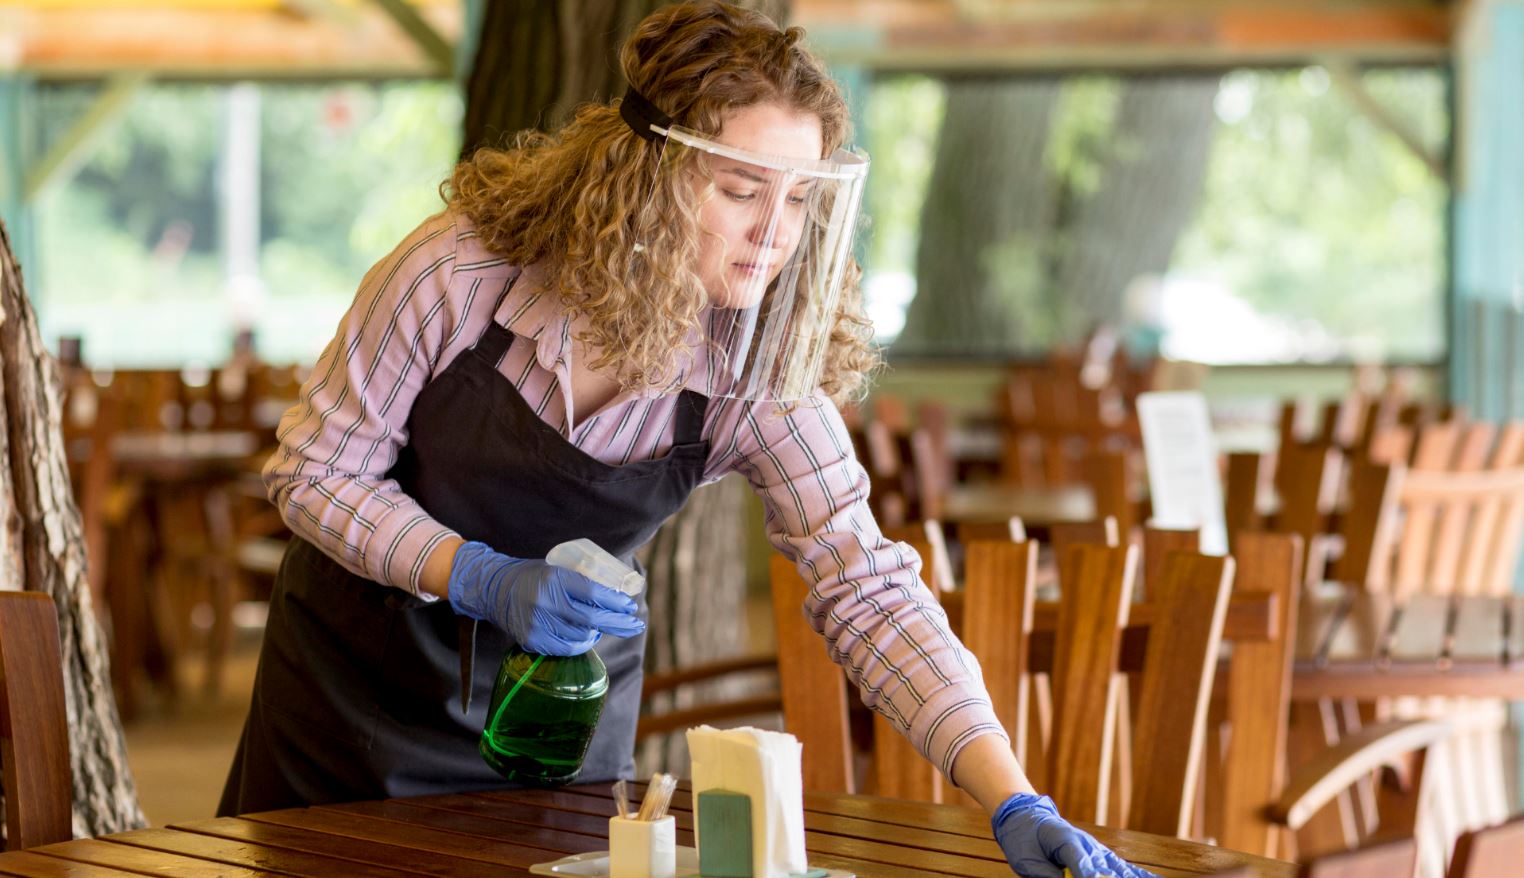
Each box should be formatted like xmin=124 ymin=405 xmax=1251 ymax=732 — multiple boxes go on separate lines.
xmin=654 ymin=125 xmax=869 ymax=401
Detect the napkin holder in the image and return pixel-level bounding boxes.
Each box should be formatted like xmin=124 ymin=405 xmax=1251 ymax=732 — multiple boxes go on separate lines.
xmin=696 ymin=790 xmax=827 ymax=878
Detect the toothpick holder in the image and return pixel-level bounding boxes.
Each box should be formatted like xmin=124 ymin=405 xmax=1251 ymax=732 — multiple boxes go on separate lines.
xmin=608 ymin=814 xmax=677 ymax=878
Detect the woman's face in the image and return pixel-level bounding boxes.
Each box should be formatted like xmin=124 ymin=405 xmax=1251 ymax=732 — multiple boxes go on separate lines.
xmin=693 ymin=101 xmax=824 ymax=310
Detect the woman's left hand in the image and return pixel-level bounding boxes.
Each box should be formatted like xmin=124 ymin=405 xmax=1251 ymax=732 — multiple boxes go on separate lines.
xmin=991 ymin=793 xmax=1161 ymax=878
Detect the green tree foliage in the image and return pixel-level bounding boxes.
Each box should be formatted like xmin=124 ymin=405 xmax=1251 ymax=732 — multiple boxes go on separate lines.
xmin=1171 ymin=67 xmax=1448 ymax=361
xmin=32 ymin=81 xmax=460 ymax=365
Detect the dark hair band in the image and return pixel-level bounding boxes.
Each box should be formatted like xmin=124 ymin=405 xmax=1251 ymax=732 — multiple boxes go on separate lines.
xmin=620 ymin=87 xmax=674 ymax=142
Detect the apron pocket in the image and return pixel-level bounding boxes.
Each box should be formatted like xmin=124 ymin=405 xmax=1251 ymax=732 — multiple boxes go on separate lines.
xmin=257 ymin=540 xmax=399 ymax=749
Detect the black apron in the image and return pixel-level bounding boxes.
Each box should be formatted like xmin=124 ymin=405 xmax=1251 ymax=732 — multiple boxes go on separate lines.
xmin=219 ymin=315 xmax=711 ymax=815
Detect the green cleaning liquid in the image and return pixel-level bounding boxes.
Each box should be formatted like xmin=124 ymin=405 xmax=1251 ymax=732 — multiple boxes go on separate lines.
xmin=478 ymin=644 xmax=609 ymax=785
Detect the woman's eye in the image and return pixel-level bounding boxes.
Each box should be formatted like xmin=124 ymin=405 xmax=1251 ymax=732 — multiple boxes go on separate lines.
xmin=724 ymin=190 xmax=756 ymax=202
xmin=787 ymin=195 xmax=807 ymax=206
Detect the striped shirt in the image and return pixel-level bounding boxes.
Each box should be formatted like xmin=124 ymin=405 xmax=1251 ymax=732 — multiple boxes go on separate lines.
xmin=264 ymin=209 xmax=1006 ymax=777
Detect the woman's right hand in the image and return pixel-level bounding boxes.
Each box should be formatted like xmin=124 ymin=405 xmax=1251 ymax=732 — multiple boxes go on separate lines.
xmin=446 ymin=541 xmax=645 ymax=655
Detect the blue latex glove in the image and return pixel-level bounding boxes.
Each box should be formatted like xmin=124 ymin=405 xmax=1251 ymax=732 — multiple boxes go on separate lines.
xmin=992 ymin=794 xmax=1161 ymax=878
xmin=446 ymin=540 xmax=644 ymax=655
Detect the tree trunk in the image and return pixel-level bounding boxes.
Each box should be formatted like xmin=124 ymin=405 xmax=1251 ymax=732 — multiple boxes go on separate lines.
xmin=1051 ymin=76 xmax=1220 ymax=336
xmin=636 ymin=473 xmax=752 ymax=773
xmin=0 ymin=218 xmax=144 ymax=838
xmin=895 ymin=78 xmax=1063 ymax=354
xmin=463 ymin=1 xmax=790 ymax=154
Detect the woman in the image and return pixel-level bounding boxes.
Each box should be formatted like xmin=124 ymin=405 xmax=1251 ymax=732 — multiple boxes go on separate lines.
xmin=220 ymin=4 xmax=1154 ymax=876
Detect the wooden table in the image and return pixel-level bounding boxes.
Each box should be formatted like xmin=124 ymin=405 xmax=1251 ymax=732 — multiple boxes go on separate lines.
xmin=0 ymin=785 xmax=1295 ymax=877
xmin=1293 ymin=584 xmax=1524 ymax=700
xmin=942 ymin=483 xmax=1096 ymax=527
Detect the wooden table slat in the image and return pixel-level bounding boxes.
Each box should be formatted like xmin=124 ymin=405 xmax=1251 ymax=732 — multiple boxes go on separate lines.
xmin=1386 ymin=594 xmax=1452 ymax=664
xmin=322 ymin=799 xmax=618 ymax=852
xmin=169 ymin=817 xmax=535 ymax=878
xmin=105 ymin=827 xmax=425 ymax=878
xmin=0 ymin=851 xmax=143 ymax=878
xmin=242 ymin=808 xmax=573 ymax=869
xmin=1450 ymin=595 xmax=1507 ymax=664
xmin=19 ymin=839 xmax=266 ymax=878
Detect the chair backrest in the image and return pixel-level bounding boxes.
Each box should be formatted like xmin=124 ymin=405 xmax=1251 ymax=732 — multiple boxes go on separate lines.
xmin=1140 ymin=525 xmax=1198 ymax=601
xmin=960 ymin=539 xmax=1038 ymax=752
xmin=1218 ymin=532 xmax=1304 ymax=859
xmin=1047 ymin=543 xmax=1137 ymax=823
xmin=1126 ymin=549 xmax=1236 ymax=838
xmin=1300 ymin=837 xmax=1417 ymax=878
xmin=1223 ymin=451 xmax=1269 ymax=550
xmin=1085 ymin=447 xmax=1136 ymax=539
xmin=769 ymin=555 xmax=854 ymax=794
xmin=1341 ymin=462 xmax=1524 ymax=600
xmin=1049 ymin=516 xmax=1120 ymax=564
xmin=769 ymin=545 xmax=944 ymax=803
xmin=0 ymin=592 xmax=72 ymax=850
xmin=1276 ymin=442 xmax=1343 ymax=586
xmin=1447 ymin=814 xmax=1524 ymax=878
xmin=1338 ymin=420 xmax=1524 ymax=598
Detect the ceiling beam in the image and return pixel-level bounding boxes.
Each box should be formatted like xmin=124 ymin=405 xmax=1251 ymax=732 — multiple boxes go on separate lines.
xmin=3 ymin=4 xmax=462 ymax=79
xmin=1323 ymin=58 xmax=1448 ymax=180
xmin=370 ymin=0 xmax=455 ymax=76
xmin=795 ymin=0 xmax=1455 ymax=70
xmin=23 ymin=72 xmax=147 ymax=201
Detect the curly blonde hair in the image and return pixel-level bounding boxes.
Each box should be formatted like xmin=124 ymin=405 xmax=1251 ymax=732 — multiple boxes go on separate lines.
xmin=446 ymin=2 xmax=879 ymax=405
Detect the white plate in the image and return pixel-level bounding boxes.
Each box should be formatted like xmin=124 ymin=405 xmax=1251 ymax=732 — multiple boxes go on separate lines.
xmin=528 ymin=846 xmax=852 ymax=877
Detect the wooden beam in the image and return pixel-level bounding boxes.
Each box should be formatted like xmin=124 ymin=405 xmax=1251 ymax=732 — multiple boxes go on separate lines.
xmin=795 ymin=0 xmax=1454 ymax=70
xmin=23 ymin=72 xmax=147 ymax=202
xmin=281 ymin=0 xmax=364 ymax=28
xmin=1324 ymin=57 xmax=1449 ymax=181
xmin=370 ymin=0 xmax=455 ymax=76
xmin=9 ymin=5 xmax=462 ymax=79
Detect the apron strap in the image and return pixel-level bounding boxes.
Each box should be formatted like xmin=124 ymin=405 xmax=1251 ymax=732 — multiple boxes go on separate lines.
xmin=469 ymin=273 xmax=523 ymax=366
xmin=673 ymin=389 xmax=711 ymax=445
xmin=458 ymin=617 xmax=478 ymax=716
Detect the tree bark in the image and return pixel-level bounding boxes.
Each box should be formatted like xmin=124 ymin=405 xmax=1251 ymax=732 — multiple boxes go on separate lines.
xmin=895 ymin=75 xmax=1219 ymax=354
xmin=463 ymin=1 xmax=790 ymax=154
xmin=0 ymin=218 xmax=144 ymax=838
xmin=1051 ymin=75 xmax=1220 ymax=336
xmin=895 ymin=78 xmax=1063 ymax=354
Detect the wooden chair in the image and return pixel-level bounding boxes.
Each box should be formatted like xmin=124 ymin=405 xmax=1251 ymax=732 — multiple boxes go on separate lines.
xmin=0 ymin=593 xmax=71 ymax=850
xmin=1447 ymin=814 xmax=1524 ymax=878
xmin=769 ymin=535 xmax=946 ymax=803
xmin=1319 ymin=423 xmax=1524 ymax=873
xmin=1302 ymin=838 xmax=1418 ymax=878
xmin=1218 ymin=533 xmax=1304 ymax=859
xmin=633 ymin=655 xmax=786 ymax=743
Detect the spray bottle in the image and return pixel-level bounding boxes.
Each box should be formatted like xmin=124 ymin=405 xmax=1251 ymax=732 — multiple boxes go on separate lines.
xmin=478 ymin=539 xmax=644 ymax=786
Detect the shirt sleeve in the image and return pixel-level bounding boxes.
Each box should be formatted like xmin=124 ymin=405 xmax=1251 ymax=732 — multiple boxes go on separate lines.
xmin=261 ymin=212 xmax=463 ymax=595
xmin=722 ymin=396 xmax=1009 ymax=779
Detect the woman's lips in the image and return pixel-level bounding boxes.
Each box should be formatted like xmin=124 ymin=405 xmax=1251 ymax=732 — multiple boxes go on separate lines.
xmin=732 ymin=262 xmax=769 ymax=277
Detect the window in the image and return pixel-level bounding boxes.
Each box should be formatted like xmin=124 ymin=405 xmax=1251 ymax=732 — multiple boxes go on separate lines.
xmin=32 ymin=80 xmax=462 ymax=367
xmin=860 ymin=66 xmax=1450 ymax=364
